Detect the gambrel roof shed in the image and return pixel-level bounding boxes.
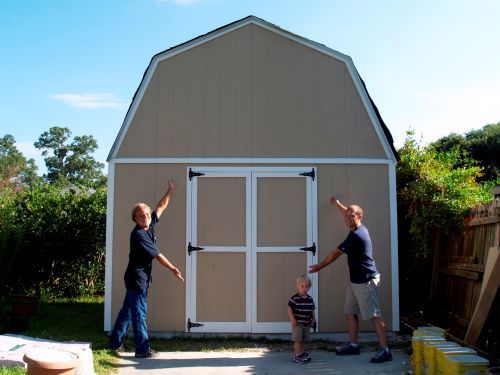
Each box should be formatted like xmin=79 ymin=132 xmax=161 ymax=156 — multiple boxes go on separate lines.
xmin=105 ymin=16 xmax=399 ymax=335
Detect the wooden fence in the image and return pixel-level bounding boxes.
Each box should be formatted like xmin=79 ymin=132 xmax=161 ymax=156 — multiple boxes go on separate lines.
xmin=429 ymin=198 xmax=499 ymax=354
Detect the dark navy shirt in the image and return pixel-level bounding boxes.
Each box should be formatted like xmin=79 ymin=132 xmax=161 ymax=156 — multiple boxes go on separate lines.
xmin=124 ymin=212 xmax=160 ymax=292
xmin=338 ymin=224 xmax=378 ymax=284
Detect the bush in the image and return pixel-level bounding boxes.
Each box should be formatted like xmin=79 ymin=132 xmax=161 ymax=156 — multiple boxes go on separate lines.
xmin=396 ymin=132 xmax=495 ymax=311
xmin=0 ymin=183 xmax=106 ymax=298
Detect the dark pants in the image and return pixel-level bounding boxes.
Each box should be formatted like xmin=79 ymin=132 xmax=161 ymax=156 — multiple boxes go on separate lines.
xmin=109 ymin=290 xmax=149 ymax=354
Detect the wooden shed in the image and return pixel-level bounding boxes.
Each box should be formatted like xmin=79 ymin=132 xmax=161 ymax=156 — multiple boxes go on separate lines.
xmin=105 ymin=16 xmax=399 ymax=336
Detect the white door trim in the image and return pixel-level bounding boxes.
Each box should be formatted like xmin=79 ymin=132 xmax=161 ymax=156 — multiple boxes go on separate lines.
xmin=186 ymin=166 xmax=318 ymax=333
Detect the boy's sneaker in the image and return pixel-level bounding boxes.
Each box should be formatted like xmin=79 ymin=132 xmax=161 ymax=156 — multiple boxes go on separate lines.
xmin=300 ymin=352 xmax=312 ymax=362
xmin=135 ymin=348 xmax=159 ymax=358
xmin=335 ymin=343 xmax=360 ymax=355
xmin=293 ymin=354 xmax=307 ymax=364
xmin=370 ymin=347 xmax=392 ymax=363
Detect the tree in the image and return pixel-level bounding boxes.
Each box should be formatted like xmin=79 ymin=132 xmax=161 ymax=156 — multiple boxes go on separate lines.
xmin=432 ymin=122 xmax=500 ymax=182
xmin=0 ymin=134 xmax=38 ymax=191
xmin=34 ymin=127 xmax=106 ymax=188
xmin=396 ymin=131 xmax=494 ymax=311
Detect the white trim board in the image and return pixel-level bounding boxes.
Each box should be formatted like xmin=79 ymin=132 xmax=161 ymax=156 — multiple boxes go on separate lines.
xmin=110 ymin=158 xmax=394 ymax=165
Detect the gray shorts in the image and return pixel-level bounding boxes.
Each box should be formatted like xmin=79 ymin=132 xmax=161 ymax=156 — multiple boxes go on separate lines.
xmin=344 ymin=274 xmax=382 ymax=320
xmin=292 ymin=324 xmax=311 ymax=343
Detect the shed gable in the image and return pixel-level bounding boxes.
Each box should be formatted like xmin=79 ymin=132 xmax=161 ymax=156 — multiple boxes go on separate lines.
xmin=111 ymin=18 xmax=393 ymax=160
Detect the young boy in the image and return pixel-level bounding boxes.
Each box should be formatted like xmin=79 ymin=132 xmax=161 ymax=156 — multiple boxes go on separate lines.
xmin=288 ymin=274 xmax=316 ymax=364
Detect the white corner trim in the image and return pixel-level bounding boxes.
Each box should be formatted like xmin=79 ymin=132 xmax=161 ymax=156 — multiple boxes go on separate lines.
xmin=388 ymin=164 xmax=400 ymax=331
xmin=104 ymin=161 xmax=116 ymax=331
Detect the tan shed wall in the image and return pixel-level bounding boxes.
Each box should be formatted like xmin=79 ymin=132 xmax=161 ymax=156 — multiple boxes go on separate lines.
xmin=111 ymin=164 xmax=187 ymax=331
xmin=116 ymin=24 xmax=386 ymax=159
xmin=316 ymin=164 xmax=392 ymax=331
xmin=110 ymin=163 xmax=393 ymax=332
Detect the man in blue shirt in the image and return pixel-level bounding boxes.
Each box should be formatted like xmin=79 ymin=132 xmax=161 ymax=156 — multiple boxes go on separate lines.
xmin=109 ymin=180 xmax=184 ymax=358
xmin=309 ymin=196 xmax=392 ymax=363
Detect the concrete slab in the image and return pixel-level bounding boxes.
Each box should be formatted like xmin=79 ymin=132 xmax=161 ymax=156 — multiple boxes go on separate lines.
xmin=117 ymin=349 xmax=412 ymax=374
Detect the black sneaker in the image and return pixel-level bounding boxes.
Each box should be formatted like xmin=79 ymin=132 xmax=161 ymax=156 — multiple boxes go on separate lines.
xmin=370 ymin=348 xmax=392 ymax=363
xmin=336 ymin=344 xmax=360 ymax=355
xmin=293 ymin=354 xmax=307 ymax=364
xmin=135 ymin=348 xmax=159 ymax=358
xmin=300 ymin=352 xmax=312 ymax=362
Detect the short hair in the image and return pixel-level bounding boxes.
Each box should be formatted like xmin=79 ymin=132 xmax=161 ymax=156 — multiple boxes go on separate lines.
xmin=296 ymin=274 xmax=312 ymax=287
xmin=131 ymin=203 xmax=151 ymax=222
xmin=348 ymin=205 xmax=363 ymax=218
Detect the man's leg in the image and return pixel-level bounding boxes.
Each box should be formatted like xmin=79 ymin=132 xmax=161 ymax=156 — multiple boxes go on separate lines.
xmin=128 ymin=290 xmax=150 ymax=354
xmin=372 ymin=316 xmax=388 ymax=347
xmin=347 ymin=314 xmax=359 ymax=343
xmin=109 ymin=294 xmax=131 ymax=349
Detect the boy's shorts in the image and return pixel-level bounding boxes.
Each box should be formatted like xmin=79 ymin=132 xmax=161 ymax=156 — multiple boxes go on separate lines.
xmin=292 ymin=324 xmax=311 ymax=342
xmin=344 ymin=274 xmax=382 ymax=320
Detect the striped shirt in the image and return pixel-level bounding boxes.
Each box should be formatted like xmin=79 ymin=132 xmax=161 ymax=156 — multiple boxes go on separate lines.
xmin=288 ymin=293 xmax=315 ymax=326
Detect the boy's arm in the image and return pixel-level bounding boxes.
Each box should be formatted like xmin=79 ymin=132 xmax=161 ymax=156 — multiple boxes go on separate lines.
xmin=287 ymin=305 xmax=297 ymax=327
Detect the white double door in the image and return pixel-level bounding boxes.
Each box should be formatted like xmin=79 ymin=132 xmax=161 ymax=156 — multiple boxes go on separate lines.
xmin=186 ymin=167 xmax=317 ymax=333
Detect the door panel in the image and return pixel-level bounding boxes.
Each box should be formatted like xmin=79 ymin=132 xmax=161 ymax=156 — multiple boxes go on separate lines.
xmin=257 ymin=252 xmax=307 ymax=322
xmin=197 ymin=177 xmax=246 ymax=246
xmin=257 ymin=177 xmax=307 ymax=246
xmin=197 ymin=252 xmax=246 ymax=321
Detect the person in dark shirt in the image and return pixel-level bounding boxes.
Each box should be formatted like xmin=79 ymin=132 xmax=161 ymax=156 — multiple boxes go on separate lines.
xmin=109 ymin=180 xmax=184 ymax=358
xmin=309 ymin=196 xmax=392 ymax=363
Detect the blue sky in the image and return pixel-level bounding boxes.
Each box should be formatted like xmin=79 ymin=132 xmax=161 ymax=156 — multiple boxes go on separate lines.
xmin=1 ymin=0 xmax=499 ymax=175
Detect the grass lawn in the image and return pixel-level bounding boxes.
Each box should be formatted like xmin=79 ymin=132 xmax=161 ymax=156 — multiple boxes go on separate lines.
xmin=1 ymin=297 xmax=294 ymax=374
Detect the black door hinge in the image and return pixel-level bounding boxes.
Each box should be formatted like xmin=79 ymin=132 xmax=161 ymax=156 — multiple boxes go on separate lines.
xmin=189 ymin=168 xmax=205 ymax=181
xmin=299 ymin=168 xmax=315 ymax=181
xmin=187 ymin=318 xmax=204 ymax=332
xmin=188 ymin=242 xmax=204 ymax=255
xmin=300 ymin=242 xmax=316 ymax=256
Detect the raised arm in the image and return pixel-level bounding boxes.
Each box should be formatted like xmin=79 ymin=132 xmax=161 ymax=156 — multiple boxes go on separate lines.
xmin=154 ymin=180 xmax=176 ymax=219
xmin=330 ymin=195 xmax=347 ymax=216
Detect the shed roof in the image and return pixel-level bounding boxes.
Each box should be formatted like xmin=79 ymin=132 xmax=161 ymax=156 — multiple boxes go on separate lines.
xmin=108 ymin=15 xmax=398 ymax=161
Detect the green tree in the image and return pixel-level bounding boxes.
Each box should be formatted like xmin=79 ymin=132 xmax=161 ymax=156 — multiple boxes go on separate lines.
xmin=0 ymin=134 xmax=38 ymax=191
xmin=34 ymin=126 xmax=106 ymax=188
xmin=432 ymin=122 xmax=500 ymax=181
xmin=396 ymin=131 xmax=494 ymax=311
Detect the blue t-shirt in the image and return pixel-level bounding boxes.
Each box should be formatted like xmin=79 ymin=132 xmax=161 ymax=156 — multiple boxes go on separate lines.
xmin=124 ymin=212 xmax=160 ymax=292
xmin=338 ymin=224 xmax=378 ymax=284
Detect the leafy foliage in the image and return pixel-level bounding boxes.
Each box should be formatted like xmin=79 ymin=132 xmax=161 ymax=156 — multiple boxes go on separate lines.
xmin=34 ymin=126 xmax=106 ymax=188
xmin=0 ymin=134 xmax=39 ymax=191
xmin=396 ymin=131 xmax=495 ymax=310
xmin=0 ymin=183 xmax=106 ymax=298
xmin=431 ymin=122 xmax=500 ymax=182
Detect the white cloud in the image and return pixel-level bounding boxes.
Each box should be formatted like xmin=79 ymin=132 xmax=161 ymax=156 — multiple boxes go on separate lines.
xmin=50 ymin=93 xmax=126 ymax=109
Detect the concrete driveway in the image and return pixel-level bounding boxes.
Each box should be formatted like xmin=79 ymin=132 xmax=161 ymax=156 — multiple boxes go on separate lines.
xmin=116 ymin=348 xmax=412 ymax=374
